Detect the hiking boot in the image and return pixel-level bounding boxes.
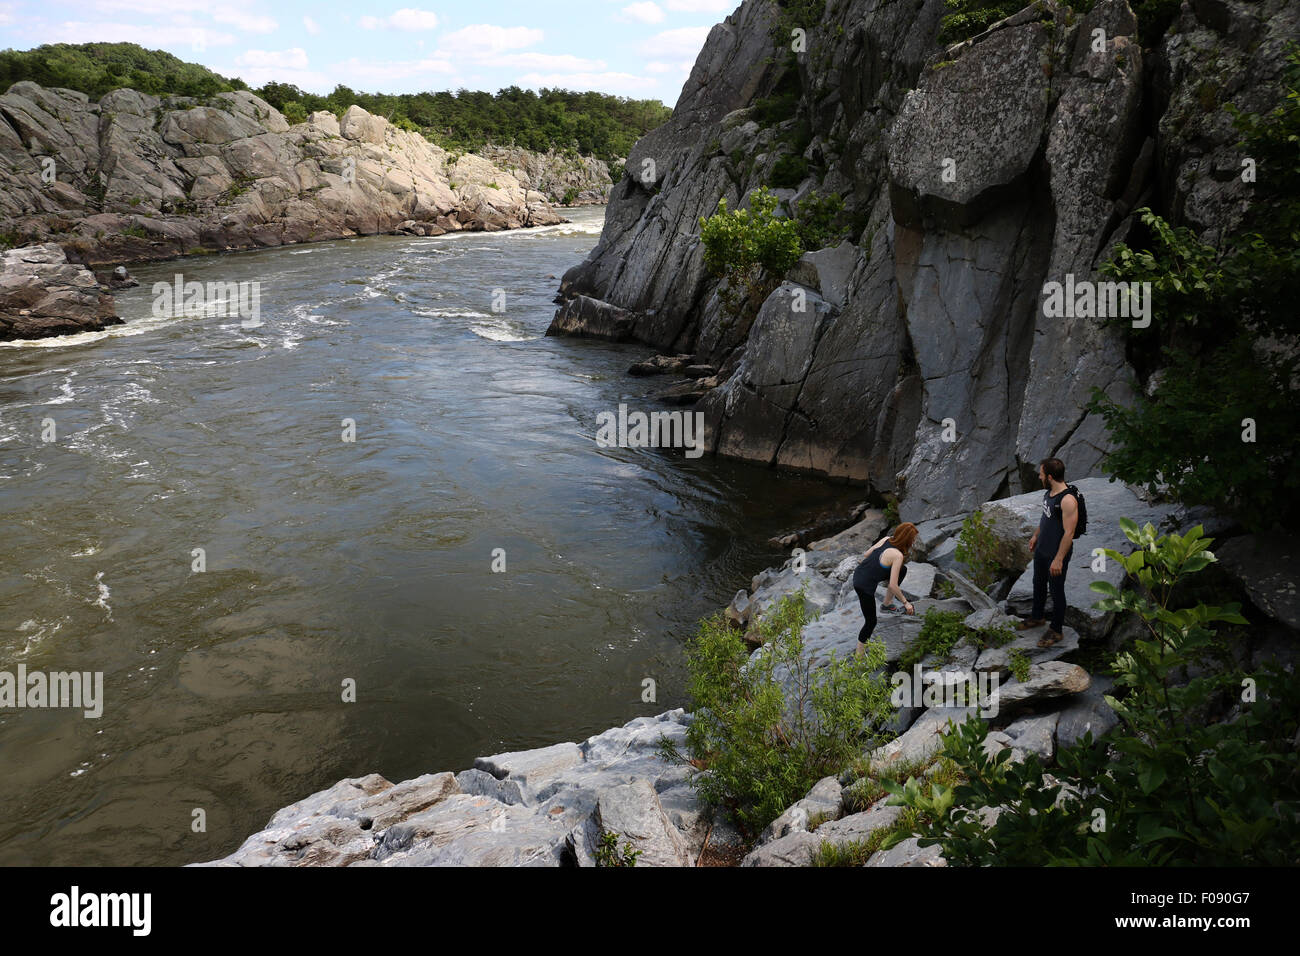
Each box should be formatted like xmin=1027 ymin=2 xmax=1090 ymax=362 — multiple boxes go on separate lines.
xmin=879 ymin=603 xmax=903 ymax=615
xmin=1016 ymin=617 xmax=1046 ymax=631
xmin=1037 ymin=629 xmax=1065 ymax=648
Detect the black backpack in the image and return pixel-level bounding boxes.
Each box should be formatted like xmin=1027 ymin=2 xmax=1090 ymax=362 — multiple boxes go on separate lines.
xmin=1066 ymin=485 xmax=1088 ymax=537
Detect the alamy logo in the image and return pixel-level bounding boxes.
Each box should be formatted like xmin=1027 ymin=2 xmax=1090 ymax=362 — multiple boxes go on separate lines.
xmin=595 ymin=403 xmax=706 ymax=459
xmin=1041 ymin=274 xmax=1152 ymax=328
xmin=890 ymin=665 xmax=1002 ymax=718
xmin=50 ymin=886 xmax=150 ymax=936
xmin=153 ymin=274 xmax=263 ymax=328
xmin=0 ymin=666 xmax=103 ymax=718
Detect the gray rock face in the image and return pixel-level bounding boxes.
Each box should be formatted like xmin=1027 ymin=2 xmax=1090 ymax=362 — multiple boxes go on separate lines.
xmin=568 ymin=779 xmax=694 ymax=867
xmin=479 ymin=145 xmax=614 ymax=205
xmin=1215 ymin=534 xmax=1300 ymax=632
xmin=200 ymin=709 xmax=708 ymax=867
xmin=0 ymin=243 xmax=120 ymax=340
xmin=547 ymin=0 xmax=1287 ymax=520
xmin=0 ymin=87 xmax=565 ymax=287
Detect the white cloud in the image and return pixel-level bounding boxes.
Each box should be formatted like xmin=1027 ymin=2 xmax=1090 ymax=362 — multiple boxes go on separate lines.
xmin=302 ymin=15 xmax=321 ymax=36
xmin=0 ymin=2 xmax=14 ymax=26
xmin=331 ymin=56 xmax=457 ymax=84
xmin=236 ymin=48 xmax=310 ymax=70
xmin=496 ymin=52 xmax=606 ymax=72
xmin=641 ymin=26 xmax=711 ymax=59
xmin=359 ymin=8 xmax=440 ymax=31
xmin=622 ymin=2 xmax=664 ymax=24
xmin=518 ymin=71 xmax=658 ymax=95
xmin=213 ymin=9 xmax=277 ymax=33
xmin=665 ymin=0 xmax=737 ymax=12
xmin=646 ymin=59 xmax=692 ymax=75
xmin=435 ymin=24 xmax=544 ymax=59
xmin=390 ymin=8 xmax=440 ymax=30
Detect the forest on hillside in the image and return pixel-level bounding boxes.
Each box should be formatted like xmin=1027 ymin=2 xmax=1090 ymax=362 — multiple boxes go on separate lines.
xmin=0 ymin=42 xmax=672 ymax=161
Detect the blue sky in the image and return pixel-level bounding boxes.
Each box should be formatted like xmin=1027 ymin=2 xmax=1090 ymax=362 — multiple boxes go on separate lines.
xmin=0 ymin=1 xmax=743 ymax=103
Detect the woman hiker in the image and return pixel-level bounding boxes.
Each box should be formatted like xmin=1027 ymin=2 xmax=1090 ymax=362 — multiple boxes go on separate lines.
xmin=853 ymin=522 xmax=919 ymax=658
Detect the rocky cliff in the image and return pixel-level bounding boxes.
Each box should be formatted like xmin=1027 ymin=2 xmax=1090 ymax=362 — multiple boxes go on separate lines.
xmin=0 ymin=83 xmax=584 ymax=271
xmin=550 ymin=0 xmax=1297 ymax=519
xmin=479 ymin=145 xmax=616 ymax=205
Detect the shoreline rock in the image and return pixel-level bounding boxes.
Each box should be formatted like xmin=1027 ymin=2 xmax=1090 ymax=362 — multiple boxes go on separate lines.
xmin=0 ymin=242 xmax=120 ymax=340
xmin=0 ymin=84 xmax=582 ymax=273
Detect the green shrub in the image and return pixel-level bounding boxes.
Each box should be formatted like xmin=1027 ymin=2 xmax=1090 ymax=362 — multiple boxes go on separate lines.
xmin=1008 ymin=648 xmax=1030 ymax=684
xmin=793 ymin=191 xmax=848 ymax=251
xmin=594 ymin=832 xmax=642 ymax=867
xmin=883 ymin=520 xmax=1300 ymax=865
xmin=770 ymin=153 xmax=809 ymax=188
xmin=936 ymin=1 xmax=1177 ymax=47
xmin=699 ymin=186 xmax=804 ymax=323
xmin=899 ymin=608 xmax=968 ymax=672
xmin=663 ymin=590 xmax=895 ymax=837
xmin=953 ymin=510 xmax=1005 ymax=590
xmin=563 ymin=187 xmax=579 ymax=205
xmin=1090 ymin=48 xmax=1300 ymax=531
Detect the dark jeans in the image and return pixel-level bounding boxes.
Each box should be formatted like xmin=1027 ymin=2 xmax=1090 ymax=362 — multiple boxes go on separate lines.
xmin=1031 ymin=549 xmax=1071 ymax=632
xmin=855 ymin=563 xmax=907 ymax=644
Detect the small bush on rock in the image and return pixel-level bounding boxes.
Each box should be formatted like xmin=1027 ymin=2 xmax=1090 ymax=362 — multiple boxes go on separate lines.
xmin=665 ymin=590 xmax=896 ymax=837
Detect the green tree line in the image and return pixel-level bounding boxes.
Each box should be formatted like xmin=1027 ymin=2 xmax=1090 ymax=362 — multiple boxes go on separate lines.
xmin=0 ymin=43 xmax=671 ymax=162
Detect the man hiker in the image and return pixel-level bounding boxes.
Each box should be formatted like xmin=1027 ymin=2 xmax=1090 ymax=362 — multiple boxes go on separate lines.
xmin=1018 ymin=457 xmax=1078 ymax=648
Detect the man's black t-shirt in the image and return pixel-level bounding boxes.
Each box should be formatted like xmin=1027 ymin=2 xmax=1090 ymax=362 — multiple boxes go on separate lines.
xmin=1035 ymin=488 xmax=1075 ymax=558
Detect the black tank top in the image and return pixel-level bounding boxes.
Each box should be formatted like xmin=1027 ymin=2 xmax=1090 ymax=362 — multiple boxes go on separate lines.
xmin=857 ymin=542 xmax=894 ymax=586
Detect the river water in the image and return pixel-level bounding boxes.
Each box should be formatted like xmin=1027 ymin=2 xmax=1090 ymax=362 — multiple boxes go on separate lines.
xmin=0 ymin=207 xmax=858 ymax=865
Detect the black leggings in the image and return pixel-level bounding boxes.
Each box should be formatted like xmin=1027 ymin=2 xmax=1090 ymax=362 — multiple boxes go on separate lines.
xmin=855 ymin=563 xmax=907 ymax=644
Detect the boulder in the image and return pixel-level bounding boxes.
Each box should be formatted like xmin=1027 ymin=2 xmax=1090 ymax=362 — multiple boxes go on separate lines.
xmin=865 ymin=835 xmax=947 ymax=867
xmin=757 ymin=776 xmax=843 ymax=846
xmin=984 ymin=661 xmax=1091 ymax=717
xmin=1215 ymin=534 xmax=1300 ymax=633
xmin=568 ymin=779 xmax=694 ymax=867
xmin=0 ymin=243 xmax=120 ymax=341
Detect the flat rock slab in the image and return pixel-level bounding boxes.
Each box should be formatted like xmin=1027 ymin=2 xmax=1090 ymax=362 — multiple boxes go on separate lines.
xmin=749 ymin=566 xmax=840 ymax=620
xmin=865 ymin=835 xmax=947 ymax=867
xmin=974 ymin=624 xmax=1080 ymax=672
xmin=474 ymin=742 xmax=584 ymax=802
xmin=758 ymin=776 xmax=844 ymax=846
xmin=1003 ymin=478 xmax=1179 ymax=639
xmin=985 ymin=661 xmax=1091 ymax=718
xmin=869 ymin=706 xmax=975 ymax=770
xmin=740 ymin=829 xmax=821 ymax=867
xmin=812 ymin=802 xmax=904 ymax=847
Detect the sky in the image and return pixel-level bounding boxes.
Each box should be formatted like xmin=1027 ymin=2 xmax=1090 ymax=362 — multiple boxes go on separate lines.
xmin=0 ymin=0 xmax=744 ymax=103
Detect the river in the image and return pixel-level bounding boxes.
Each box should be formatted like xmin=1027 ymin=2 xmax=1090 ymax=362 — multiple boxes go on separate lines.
xmin=0 ymin=207 xmax=858 ymax=865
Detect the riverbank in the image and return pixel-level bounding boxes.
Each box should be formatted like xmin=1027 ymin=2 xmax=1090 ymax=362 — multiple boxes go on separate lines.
xmin=0 ymin=83 xmax=616 ymax=280
xmin=202 ymin=477 xmax=1296 ymax=866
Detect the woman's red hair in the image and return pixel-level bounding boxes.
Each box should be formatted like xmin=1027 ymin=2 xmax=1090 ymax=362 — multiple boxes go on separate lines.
xmin=890 ymin=522 xmax=919 ymax=558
